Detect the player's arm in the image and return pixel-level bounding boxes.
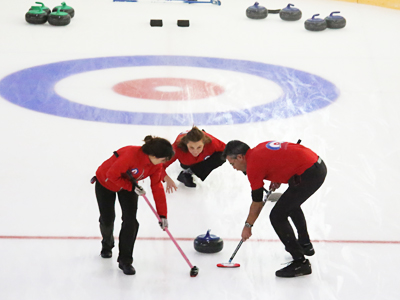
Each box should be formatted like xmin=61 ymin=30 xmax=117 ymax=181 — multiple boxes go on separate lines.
xmin=242 ymin=187 xmax=264 ymax=241
xmin=164 ymin=174 xmax=178 ymax=193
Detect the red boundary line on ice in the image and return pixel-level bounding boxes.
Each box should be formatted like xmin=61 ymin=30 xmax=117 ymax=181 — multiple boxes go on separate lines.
xmin=0 ymin=236 xmax=399 ymax=244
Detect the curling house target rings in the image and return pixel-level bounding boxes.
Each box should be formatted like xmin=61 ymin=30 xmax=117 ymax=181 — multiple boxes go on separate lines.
xmin=113 ymin=78 xmax=225 ymax=100
xmin=0 ymin=56 xmax=339 ymax=126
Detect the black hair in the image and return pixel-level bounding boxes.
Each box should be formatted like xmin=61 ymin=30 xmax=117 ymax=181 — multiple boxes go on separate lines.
xmin=222 ymin=140 xmax=250 ymax=159
xmin=141 ymin=136 xmax=174 ymax=160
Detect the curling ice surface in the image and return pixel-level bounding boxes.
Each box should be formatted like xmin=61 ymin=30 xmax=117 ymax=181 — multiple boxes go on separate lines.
xmin=0 ymin=0 xmax=400 ymax=300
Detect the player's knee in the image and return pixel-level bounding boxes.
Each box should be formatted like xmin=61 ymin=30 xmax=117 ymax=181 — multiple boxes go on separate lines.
xmin=269 ymin=209 xmax=285 ymax=226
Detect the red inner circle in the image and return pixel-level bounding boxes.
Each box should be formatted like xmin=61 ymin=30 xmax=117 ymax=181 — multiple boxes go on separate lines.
xmin=113 ymin=78 xmax=225 ymax=100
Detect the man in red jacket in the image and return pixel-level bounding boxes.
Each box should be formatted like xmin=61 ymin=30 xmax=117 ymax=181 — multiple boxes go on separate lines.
xmin=94 ymin=136 xmax=174 ymax=275
xmin=223 ymin=140 xmax=327 ymax=278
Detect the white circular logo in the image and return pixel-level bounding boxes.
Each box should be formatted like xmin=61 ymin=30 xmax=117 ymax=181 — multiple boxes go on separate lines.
xmin=266 ymin=141 xmax=281 ymax=150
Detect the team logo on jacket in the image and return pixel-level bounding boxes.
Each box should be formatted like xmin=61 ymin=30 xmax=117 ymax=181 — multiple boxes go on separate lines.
xmin=130 ymin=168 xmax=139 ymax=175
xmin=266 ymin=141 xmax=281 ymax=150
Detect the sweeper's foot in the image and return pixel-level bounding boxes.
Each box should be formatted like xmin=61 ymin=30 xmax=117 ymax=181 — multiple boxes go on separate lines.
xmin=177 ymin=171 xmax=196 ymax=188
xmin=119 ymin=263 xmax=136 ymax=275
xmin=275 ymin=259 xmax=311 ymax=278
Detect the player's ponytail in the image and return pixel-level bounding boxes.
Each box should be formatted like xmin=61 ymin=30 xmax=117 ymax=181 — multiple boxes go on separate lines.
xmin=142 ymin=136 xmax=174 ymax=160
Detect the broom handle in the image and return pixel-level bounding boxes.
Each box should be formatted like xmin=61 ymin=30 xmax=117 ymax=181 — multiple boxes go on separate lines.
xmin=228 ymin=239 xmax=244 ymax=263
xmin=142 ymin=194 xmax=194 ymax=269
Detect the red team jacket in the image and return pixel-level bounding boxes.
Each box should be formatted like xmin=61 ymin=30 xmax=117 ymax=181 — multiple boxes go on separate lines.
xmin=96 ymin=146 xmax=167 ymax=217
xmin=246 ymin=141 xmax=319 ymax=191
xmin=162 ymin=131 xmax=226 ymax=177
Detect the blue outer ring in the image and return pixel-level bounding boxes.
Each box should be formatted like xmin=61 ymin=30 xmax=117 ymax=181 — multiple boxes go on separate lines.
xmin=0 ymin=56 xmax=339 ymax=126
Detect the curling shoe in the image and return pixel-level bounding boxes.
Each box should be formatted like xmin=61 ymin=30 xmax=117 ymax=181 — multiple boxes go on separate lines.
xmin=100 ymin=248 xmax=112 ymax=258
xmin=275 ymin=259 xmax=311 ymax=278
xmin=119 ymin=263 xmax=136 ymax=275
xmin=301 ymin=242 xmax=315 ymax=256
xmin=177 ymin=171 xmax=196 ymax=188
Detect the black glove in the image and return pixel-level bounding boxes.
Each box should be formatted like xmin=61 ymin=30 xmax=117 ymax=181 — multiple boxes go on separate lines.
xmin=126 ymin=170 xmax=146 ymax=195
xmin=159 ymin=216 xmax=168 ymax=230
xmin=134 ymin=185 xmax=146 ymax=196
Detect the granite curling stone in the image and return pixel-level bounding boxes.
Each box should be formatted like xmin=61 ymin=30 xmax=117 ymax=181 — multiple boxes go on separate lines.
xmin=304 ymin=14 xmax=327 ymax=31
xmin=325 ymin=11 xmax=346 ymax=29
xmin=52 ymin=2 xmax=74 ymax=18
xmin=279 ymin=3 xmax=302 ymax=21
xmin=25 ymin=6 xmax=48 ymax=24
xmin=48 ymin=8 xmax=71 ymax=26
xmin=194 ymin=230 xmax=224 ymax=254
xmin=246 ymin=2 xmax=268 ymax=20
xmin=31 ymin=2 xmax=51 ymax=15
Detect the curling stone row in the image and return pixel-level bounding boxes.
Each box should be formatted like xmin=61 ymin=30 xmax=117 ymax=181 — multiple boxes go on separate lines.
xmin=305 ymin=12 xmax=346 ymax=31
xmin=246 ymin=3 xmax=302 ymax=21
xmin=25 ymin=2 xmax=74 ymax=26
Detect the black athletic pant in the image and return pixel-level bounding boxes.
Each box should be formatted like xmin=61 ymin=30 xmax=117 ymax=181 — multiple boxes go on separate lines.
xmin=269 ymin=158 xmax=327 ymax=260
xmin=180 ymin=152 xmax=225 ymax=181
xmin=95 ymin=181 xmax=139 ymax=265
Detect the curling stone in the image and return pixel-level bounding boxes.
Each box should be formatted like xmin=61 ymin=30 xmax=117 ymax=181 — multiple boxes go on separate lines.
xmin=25 ymin=6 xmax=48 ymax=25
xmin=325 ymin=11 xmax=346 ymax=29
xmin=32 ymin=2 xmax=51 ymax=15
xmin=279 ymin=3 xmax=302 ymax=21
xmin=304 ymin=14 xmax=327 ymax=31
xmin=246 ymin=2 xmax=268 ymax=20
xmin=52 ymin=2 xmax=74 ymax=18
xmin=194 ymin=230 xmax=223 ymax=253
xmin=48 ymin=8 xmax=71 ymax=26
